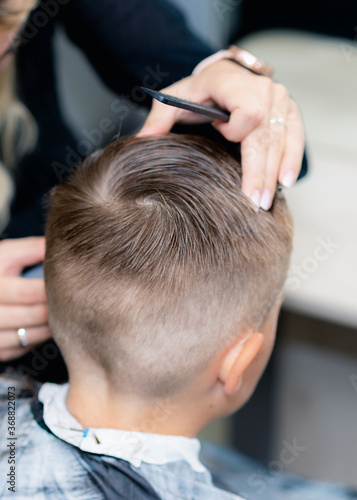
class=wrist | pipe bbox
[193,46,274,78]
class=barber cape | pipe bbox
[1,368,356,500]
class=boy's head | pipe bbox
[44,134,293,426]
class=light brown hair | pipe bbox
[44,134,293,399]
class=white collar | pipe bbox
[38,383,207,473]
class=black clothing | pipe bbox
[5,0,213,238]
[231,0,356,41]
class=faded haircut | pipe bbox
[44,134,293,399]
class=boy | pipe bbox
[0,135,353,499]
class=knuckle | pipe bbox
[223,127,239,142]
[212,74,231,92]
[245,105,264,126]
[270,125,286,143]
[259,76,273,96]
[1,307,16,327]
[248,126,271,150]
[274,82,289,100]
[19,286,38,304]
[270,133,284,148]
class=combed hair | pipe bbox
[44,135,293,399]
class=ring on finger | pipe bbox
[17,328,29,347]
[270,117,286,127]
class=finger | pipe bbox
[0,325,51,350]
[0,304,48,330]
[137,97,180,137]
[209,73,273,142]
[212,77,273,207]
[278,101,305,187]
[0,277,46,305]
[0,345,35,362]
[240,120,273,210]
[260,85,290,210]
[0,237,45,276]
[212,96,264,143]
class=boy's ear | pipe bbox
[218,332,264,396]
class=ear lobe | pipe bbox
[219,332,264,396]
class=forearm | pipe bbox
[58,0,214,96]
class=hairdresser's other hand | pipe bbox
[138,59,305,210]
[0,237,50,362]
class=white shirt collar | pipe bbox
[38,382,207,473]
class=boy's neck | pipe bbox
[65,373,215,438]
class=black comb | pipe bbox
[142,87,230,123]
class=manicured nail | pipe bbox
[260,188,273,211]
[281,170,296,188]
[249,189,261,212]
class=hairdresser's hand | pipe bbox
[138,59,305,210]
[0,237,50,362]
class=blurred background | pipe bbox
[54,0,357,488]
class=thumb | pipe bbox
[0,237,46,276]
[137,99,178,137]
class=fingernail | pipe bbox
[260,188,273,211]
[249,189,261,212]
[281,170,296,188]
